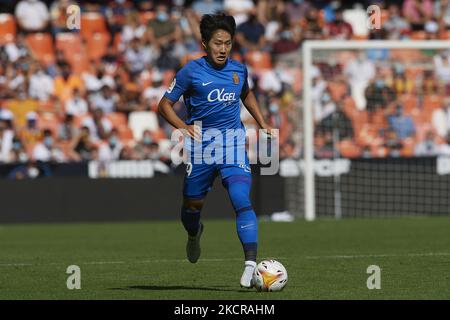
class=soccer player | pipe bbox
[158,13,276,288]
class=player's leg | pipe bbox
[221,164,258,288]
[182,197,205,263]
[181,162,216,263]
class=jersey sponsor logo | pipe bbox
[207,88,237,102]
[202,81,213,86]
[167,78,176,94]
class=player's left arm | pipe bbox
[241,89,278,139]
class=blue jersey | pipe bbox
[164,56,249,133]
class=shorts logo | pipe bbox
[239,164,251,173]
[167,78,176,94]
[233,72,239,85]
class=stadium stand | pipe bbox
[1,0,450,168]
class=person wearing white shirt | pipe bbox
[29,65,54,101]
[15,0,50,33]
[65,88,88,116]
[81,108,113,141]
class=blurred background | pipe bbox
[1,0,450,222]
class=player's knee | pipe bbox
[183,198,205,211]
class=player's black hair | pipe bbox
[200,13,236,43]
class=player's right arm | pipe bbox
[157,65,201,141]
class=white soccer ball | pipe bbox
[252,259,288,292]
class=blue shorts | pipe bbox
[183,153,251,199]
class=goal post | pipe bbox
[301,40,450,221]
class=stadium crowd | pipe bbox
[1,0,450,174]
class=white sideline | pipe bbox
[305,252,450,260]
[0,253,448,268]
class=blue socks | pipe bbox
[181,207,201,237]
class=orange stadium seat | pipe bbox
[86,32,111,61]
[244,50,272,71]
[0,13,16,44]
[80,13,107,40]
[37,113,61,137]
[439,30,450,40]
[118,125,134,141]
[25,33,55,65]
[106,112,127,128]
[411,31,427,40]
[67,53,90,75]
[56,32,83,56]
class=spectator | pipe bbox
[402,0,434,31]
[284,0,313,26]
[4,34,29,63]
[387,104,416,140]
[15,0,50,34]
[121,11,147,45]
[72,126,95,161]
[438,132,450,155]
[142,70,166,112]
[383,4,411,39]
[433,51,450,90]
[20,112,42,147]
[82,64,115,94]
[81,108,113,141]
[9,136,29,163]
[0,120,14,163]
[58,113,79,142]
[223,0,255,26]
[315,132,338,159]
[54,63,84,102]
[125,38,154,77]
[28,62,54,101]
[235,11,267,55]
[314,89,336,122]
[134,129,154,158]
[98,128,123,161]
[271,13,301,56]
[65,88,88,116]
[49,0,76,35]
[91,85,119,114]
[324,9,353,40]
[317,101,354,140]
[192,0,224,17]
[414,131,439,156]
[384,128,403,157]
[147,4,180,50]
[432,97,450,139]
[32,129,66,162]
[344,52,376,110]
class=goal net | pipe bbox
[287,40,450,220]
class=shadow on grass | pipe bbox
[109,285,253,293]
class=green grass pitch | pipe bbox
[0,216,449,299]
